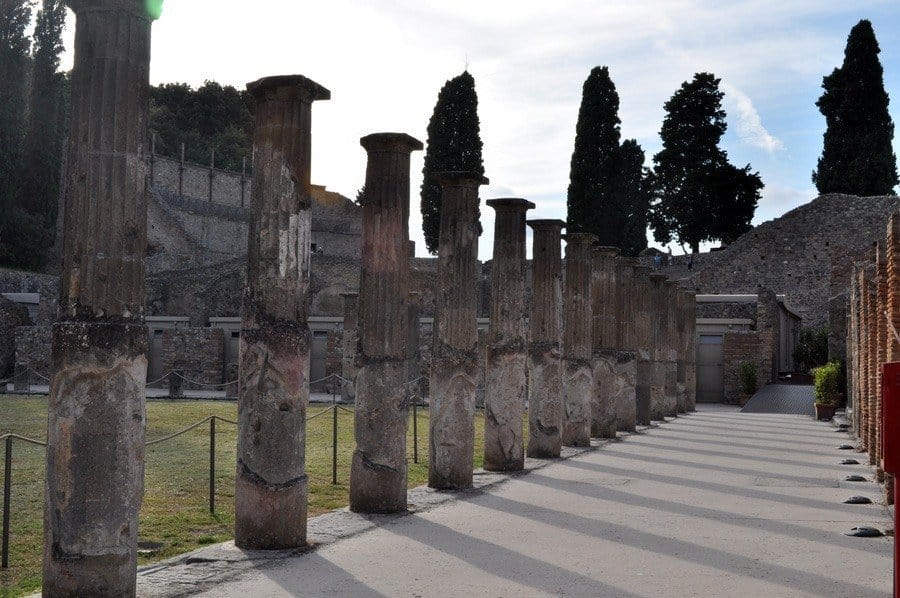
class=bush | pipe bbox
[793,327,829,373]
[740,361,758,395]
[813,361,842,405]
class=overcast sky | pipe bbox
[57,0,900,259]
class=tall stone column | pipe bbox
[867,266,878,465]
[590,246,620,438]
[613,258,639,432]
[858,267,871,451]
[683,290,698,412]
[429,172,488,489]
[341,292,359,402]
[664,280,680,416]
[44,2,156,594]
[633,265,654,425]
[527,220,566,457]
[483,198,534,471]
[648,273,669,420]
[562,233,596,446]
[876,244,888,478]
[350,133,423,513]
[236,75,330,549]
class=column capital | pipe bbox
[360,132,423,153]
[486,197,535,212]
[67,0,161,19]
[247,74,331,103]
[432,171,489,186]
[563,233,597,246]
[527,219,565,232]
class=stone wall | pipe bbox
[14,325,52,383]
[159,327,225,389]
[722,329,774,404]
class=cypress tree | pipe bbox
[813,19,898,195]
[648,73,763,252]
[0,0,33,268]
[566,66,622,241]
[420,71,484,254]
[618,139,650,257]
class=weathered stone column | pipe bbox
[429,172,488,489]
[350,133,423,512]
[664,280,680,416]
[876,243,888,479]
[590,246,620,438]
[562,233,596,446]
[44,2,155,594]
[613,258,639,432]
[527,220,566,457]
[683,290,698,412]
[633,265,654,425]
[648,273,669,420]
[340,292,359,402]
[858,267,871,451]
[867,265,878,465]
[236,75,330,549]
[483,198,534,470]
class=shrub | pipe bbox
[740,361,758,396]
[793,327,829,373]
[813,361,842,405]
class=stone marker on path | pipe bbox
[429,172,489,489]
[236,74,330,549]
[527,220,566,458]
[483,198,534,471]
[562,233,596,447]
[590,246,620,439]
[44,1,157,594]
[350,133,423,513]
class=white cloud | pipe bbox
[722,83,785,153]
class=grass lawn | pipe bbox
[0,395,498,598]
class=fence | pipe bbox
[0,373,432,572]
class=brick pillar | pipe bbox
[350,133,422,513]
[483,198,533,471]
[867,265,878,465]
[590,246,620,438]
[429,172,488,489]
[876,243,888,480]
[527,220,566,457]
[236,75,330,549]
[613,258,638,432]
[562,233,596,446]
[649,273,669,420]
[885,214,900,503]
[847,269,857,434]
[859,267,871,450]
[340,292,359,401]
[44,2,156,594]
[633,265,654,424]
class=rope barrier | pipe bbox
[0,433,47,447]
[145,416,214,446]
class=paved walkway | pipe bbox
[140,406,892,597]
[741,384,816,416]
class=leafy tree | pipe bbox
[813,19,898,195]
[0,0,33,268]
[618,139,650,256]
[149,81,254,172]
[648,72,763,252]
[420,71,484,254]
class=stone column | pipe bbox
[236,75,330,549]
[483,198,534,471]
[44,2,155,594]
[562,233,596,446]
[590,246,620,438]
[683,290,698,412]
[867,265,878,465]
[858,267,871,451]
[633,265,654,425]
[350,133,423,513]
[340,292,359,402]
[613,258,639,432]
[527,220,566,457]
[876,243,888,479]
[429,172,488,489]
[648,273,669,420]
[664,280,680,416]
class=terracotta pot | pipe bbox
[815,402,837,421]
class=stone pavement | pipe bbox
[137,405,892,597]
[741,384,816,416]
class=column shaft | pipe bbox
[562,233,595,447]
[633,266,653,425]
[613,258,638,432]
[649,273,669,420]
[590,246,619,438]
[664,280,680,416]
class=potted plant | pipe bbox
[739,362,758,406]
[813,361,841,420]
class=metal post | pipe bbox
[2,436,11,569]
[413,400,418,464]
[209,417,216,514]
[332,387,338,486]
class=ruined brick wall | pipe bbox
[722,330,773,404]
[159,328,225,389]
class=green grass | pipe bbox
[0,396,493,597]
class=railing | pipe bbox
[0,372,430,571]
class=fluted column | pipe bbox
[665,280,680,416]
[649,273,669,420]
[44,2,156,594]
[683,290,697,412]
[341,292,359,401]
[613,258,639,432]
[483,198,533,471]
[429,172,488,489]
[633,265,654,425]
[236,75,330,549]
[590,246,620,438]
[349,133,423,512]
[527,220,565,458]
[562,233,596,447]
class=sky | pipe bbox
[55,0,900,259]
